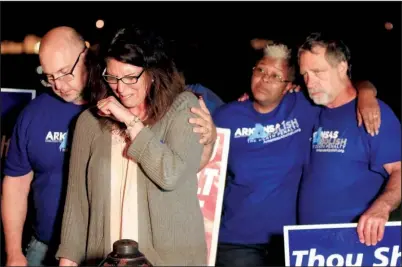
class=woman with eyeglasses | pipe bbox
[56,25,208,266]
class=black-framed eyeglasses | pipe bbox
[40,47,87,88]
[252,66,291,83]
[102,68,145,85]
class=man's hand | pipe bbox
[190,98,217,145]
[357,201,390,246]
[6,252,27,266]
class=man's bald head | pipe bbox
[40,26,84,56]
[39,26,88,105]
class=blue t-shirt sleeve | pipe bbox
[369,102,401,176]
[186,83,225,114]
[4,109,33,177]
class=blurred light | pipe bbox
[23,34,41,54]
[385,22,393,31]
[34,42,40,54]
[250,38,274,50]
[85,41,90,48]
[36,66,43,74]
[1,41,24,54]
[96,20,104,29]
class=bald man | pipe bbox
[1,26,217,266]
[1,26,89,266]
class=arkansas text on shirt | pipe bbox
[213,92,319,244]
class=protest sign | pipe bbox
[1,88,36,160]
[197,128,230,266]
[284,221,401,266]
[0,87,36,266]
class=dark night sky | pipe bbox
[1,1,401,115]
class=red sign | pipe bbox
[197,128,231,266]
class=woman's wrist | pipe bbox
[124,114,141,128]
[124,115,144,140]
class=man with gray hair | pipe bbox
[298,32,401,247]
[213,41,380,266]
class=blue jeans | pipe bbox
[25,236,57,266]
[216,242,285,266]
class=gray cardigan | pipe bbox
[56,92,207,266]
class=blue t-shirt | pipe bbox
[4,93,86,244]
[213,92,320,244]
[186,83,225,114]
[299,98,401,224]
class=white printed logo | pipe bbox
[45,131,69,152]
[234,118,301,144]
[312,127,347,153]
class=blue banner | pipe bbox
[284,222,401,266]
[1,88,36,160]
[1,88,36,266]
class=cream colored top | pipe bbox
[110,131,139,251]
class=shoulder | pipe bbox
[170,91,200,112]
[186,83,208,94]
[13,93,54,127]
[294,92,321,114]
[76,108,101,127]
[186,83,219,99]
[378,99,400,125]
[18,93,52,115]
[74,108,104,140]
[378,99,399,118]
[213,100,251,127]
[186,83,225,113]
[213,100,249,117]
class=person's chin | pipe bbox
[312,97,328,106]
[254,92,279,104]
[252,90,265,100]
[60,95,75,103]
[60,94,79,104]
[121,99,138,109]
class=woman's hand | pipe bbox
[97,96,135,125]
[357,92,381,136]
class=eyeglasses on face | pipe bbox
[253,66,291,83]
[40,47,87,88]
[102,68,145,85]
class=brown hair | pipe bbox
[89,25,185,129]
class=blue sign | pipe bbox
[284,222,401,266]
[1,88,36,159]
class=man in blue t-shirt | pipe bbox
[213,42,380,266]
[2,26,89,267]
[298,33,401,247]
[1,26,218,267]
